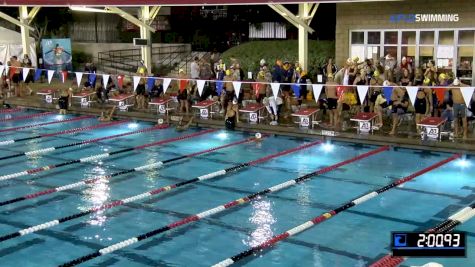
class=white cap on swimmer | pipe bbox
[255,133,262,139]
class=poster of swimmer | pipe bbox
[41,38,72,72]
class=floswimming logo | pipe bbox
[390,14,459,23]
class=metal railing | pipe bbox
[97,44,192,75]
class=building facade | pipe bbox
[335,0,475,85]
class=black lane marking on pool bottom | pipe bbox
[211,154,461,267]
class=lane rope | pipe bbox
[0,117,122,146]
[0,108,23,114]
[212,153,460,267]
[58,145,387,267]
[0,111,54,122]
[0,134,311,206]
[0,129,216,182]
[369,202,475,267]
[0,124,166,162]
[0,115,94,134]
[0,135,266,241]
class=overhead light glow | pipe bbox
[321,142,334,153]
[217,132,228,140]
[55,115,65,120]
[70,6,111,13]
[455,158,471,168]
[128,123,139,129]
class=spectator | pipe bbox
[272,59,284,83]
[399,68,412,86]
[191,57,200,80]
[388,81,409,135]
[255,71,267,103]
[450,79,469,139]
[414,87,430,134]
[149,79,163,101]
[177,69,190,114]
[297,71,310,107]
[10,56,21,97]
[413,67,424,86]
[322,57,338,82]
[383,54,396,82]
[215,59,226,80]
[263,88,281,125]
[368,70,383,112]
[374,90,388,128]
[105,79,116,100]
[424,60,437,85]
[58,89,69,115]
[225,98,240,130]
[220,69,234,113]
[325,74,339,128]
[22,54,33,95]
[95,83,105,104]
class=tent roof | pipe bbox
[0,27,35,44]
[1,0,398,6]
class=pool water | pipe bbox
[0,110,473,267]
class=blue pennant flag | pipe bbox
[216,80,224,96]
[88,73,96,86]
[292,84,301,98]
[147,77,155,92]
[34,69,42,81]
[383,86,393,104]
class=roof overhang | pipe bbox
[1,0,402,7]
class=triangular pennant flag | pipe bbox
[356,85,369,106]
[232,81,242,99]
[383,86,393,104]
[133,76,141,92]
[197,80,206,97]
[75,72,83,87]
[292,84,301,98]
[102,74,110,87]
[5,65,9,77]
[147,77,155,92]
[61,70,68,83]
[216,80,224,96]
[34,69,42,81]
[162,78,171,94]
[461,87,475,107]
[0,65,4,76]
[406,86,419,106]
[88,73,96,86]
[117,75,124,88]
[47,70,54,84]
[312,84,324,103]
[22,68,30,81]
[270,83,280,100]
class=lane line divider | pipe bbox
[0,117,122,146]
[0,124,166,162]
[0,129,216,182]
[0,115,94,134]
[58,145,387,267]
[369,203,475,267]
[0,135,267,241]
[0,111,54,123]
[212,153,461,267]
[0,135,312,206]
[0,133,262,206]
[0,108,23,114]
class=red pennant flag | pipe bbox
[62,70,68,83]
[117,75,124,88]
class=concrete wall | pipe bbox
[335,0,475,66]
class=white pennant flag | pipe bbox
[197,80,206,96]
[356,85,369,106]
[22,68,30,81]
[47,70,54,84]
[232,81,242,99]
[0,65,4,76]
[162,78,171,94]
[270,83,280,100]
[75,72,83,87]
[406,86,419,106]
[5,65,9,76]
[312,84,324,103]
[102,74,110,87]
[461,87,475,107]
[133,76,141,92]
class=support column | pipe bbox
[298,3,310,72]
[140,6,152,73]
[19,6,30,57]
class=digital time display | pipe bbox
[392,232,466,257]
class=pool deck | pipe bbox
[5,96,475,154]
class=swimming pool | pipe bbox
[0,109,473,267]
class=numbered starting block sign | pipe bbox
[45,95,53,104]
[358,121,371,133]
[249,112,258,123]
[118,101,128,111]
[425,126,439,139]
[300,116,310,127]
[158,104,166,114]
[80,97,89,107]
[200,108,209,119]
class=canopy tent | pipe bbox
[0,27,37,67]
